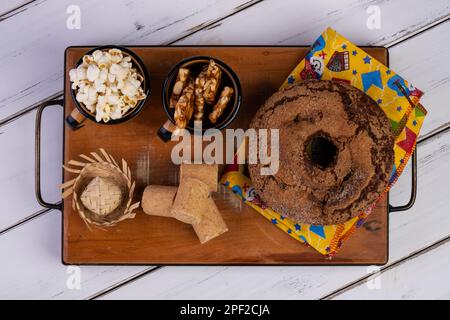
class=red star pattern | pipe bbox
[397,127,417,152]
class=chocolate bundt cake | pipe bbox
[248,80,394,225]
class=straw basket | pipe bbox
[61,148,139,227]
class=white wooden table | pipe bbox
[0,0,449,300]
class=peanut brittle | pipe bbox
[203,60,222,105]
[174,78,195,129]
[194,68,207,121]
[209,86,234,123]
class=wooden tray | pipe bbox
[60,46,389,265]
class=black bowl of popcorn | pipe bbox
[67,45,150,129]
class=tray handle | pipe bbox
[65,108,85,130]
[389,149,417,212]
[35,99,64,210]
[157,119,177,142]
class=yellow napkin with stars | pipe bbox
[221,28,427,257]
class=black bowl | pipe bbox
[161,56,242,133]
[68,45,150,127]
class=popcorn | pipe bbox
[98,68,108,83]
[110,105,122,120]
[85,103,95,113]
[82,55,94,65]
[87,64,100,82]
[110,63,129,80]
[69,48,146,123]
[121,79,138,97]
[87,86,98,104]
[109,49,123,63]
[75,91,87,103]
[107,73,116,84]
[94,80,106,94]
[92,50,103,62]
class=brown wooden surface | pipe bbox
[63,46,389,265]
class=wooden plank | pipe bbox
[332,239,450,299]
[389,20,450,140]
[0,210,152,299]
[0,0,32,17]
[98,130,450,299]
[177,0,450,47]
[0,0,257,119]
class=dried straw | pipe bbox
[61,148,139,227]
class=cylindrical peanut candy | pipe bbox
[141,185,177,217]
[179,163,218,192]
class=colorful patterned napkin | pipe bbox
[220,28,428,257]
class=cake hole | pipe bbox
[306,135,337,168]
